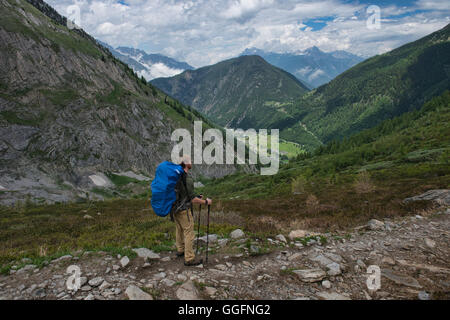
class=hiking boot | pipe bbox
[176,251,184,258]
[184,258,203,267]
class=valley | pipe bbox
[0,0,449,302]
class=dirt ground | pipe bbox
[1,205,449,300]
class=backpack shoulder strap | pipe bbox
[180,171,188,193]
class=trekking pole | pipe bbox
[196,194,203,255]
[205,204,211,265]
[196,203,201,255]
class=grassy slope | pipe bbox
[1,0,102,58]
[0,199,240,270]
[0,0,214,134]
[196,91,450,230]
[283,24,450,147]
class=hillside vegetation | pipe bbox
[197,91,450,230]
[281,24,450,146]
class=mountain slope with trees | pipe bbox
[281,23,450,146]
[198,90,449,230]
[152,55,310,130]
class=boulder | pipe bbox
[215,264,227,271]
[160,279,175,287]
[17,264,37,274]
[204,287,218,296]
[310,254,333,267]
[99,281,110,291]
[194,182,205,188]
[316,292,351,300]
[51,255,72,263]
[153,272,166,280]
[322,280,332,289]
[381,256,396,266]
[367,219,384,230]
[84,294,94,300]
[418,291,430,300]
[218,239,229,247]
[79,277,88,287]
[132,248,160,260]
[403,189,450,206]
[88,277,104,287]
[326,262,341,276]
[288,253,302,261]
[176,281,200,300]
[288,230,319,240]
[196,234,218,243]
[125,285,153,300]
[381,269,422,289]
[230,229,245,239]
[293,268,326,283]
[323,252,343,263]
[288,230,307,240]
[120,256,130,268]
[424,238,436,249]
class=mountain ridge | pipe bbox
[278,23,450,148]
[97,41,193,80]
[240,46,364,88]
[152,55,310,131]
[0,0,243,205]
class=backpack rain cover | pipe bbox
[151,161,184,217]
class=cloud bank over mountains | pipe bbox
[47,0,450,68]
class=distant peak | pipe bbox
[116,46,146,55]
[304,46,323,54]
[241,47,266,56]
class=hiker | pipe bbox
[173,155,212,266]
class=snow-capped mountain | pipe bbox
[241,47,364,88]
[98,41,193,81]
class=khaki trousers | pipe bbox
[174,209,195,263]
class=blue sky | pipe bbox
[47,0,450,68]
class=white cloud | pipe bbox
[137,63,184,80]
[221,0,274,20]
[308,69,325,81]
[46,0,450,67]
[417,0,450,11]
[295,66,312,77]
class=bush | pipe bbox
[354,171,375,194]
[291,176,307,194]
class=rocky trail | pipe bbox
[1,197,449,300]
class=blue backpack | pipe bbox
[151,161,185,217]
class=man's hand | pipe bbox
[192,196,211,205]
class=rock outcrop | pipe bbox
[0,0,249,205]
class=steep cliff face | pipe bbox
[0,0,244,205]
